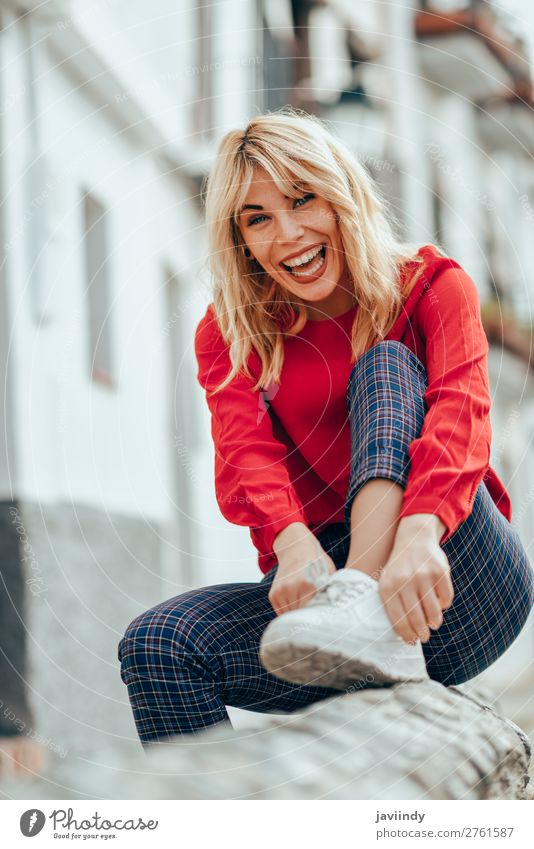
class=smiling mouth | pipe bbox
[281,244,326,277]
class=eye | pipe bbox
[247,193,315,226]
[295,193,315,207]
[248,213,268,226]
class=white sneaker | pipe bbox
[259,566,429,689]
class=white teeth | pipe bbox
[284,244,323,268]
[291,249,325,277]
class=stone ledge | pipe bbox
[2,680,531,800]
[140,681,531,800]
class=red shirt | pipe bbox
[195,244,512,574]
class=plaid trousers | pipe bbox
[119,341,534,743]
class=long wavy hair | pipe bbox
[203,106,436,394]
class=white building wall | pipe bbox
[425,93,492,298]
[382,0,434,244]
[6,54,178,519]
[102,0,199,120]
[211,0,260,132]
[1,1,263,590]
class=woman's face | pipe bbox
[237,167,354,319]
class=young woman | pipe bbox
[119,108,534,744]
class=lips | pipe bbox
[281,244,326,273]
[280,242,324,265]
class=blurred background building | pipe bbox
[1,0,534,768]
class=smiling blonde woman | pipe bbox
[119,107,534,743]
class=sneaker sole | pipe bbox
[260,640,428,690]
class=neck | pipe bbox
[304,292,357,322]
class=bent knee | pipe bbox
[348,340,426,385]
[118,603,199,681]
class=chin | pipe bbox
[300,285,338,301]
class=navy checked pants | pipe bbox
[118,341,534,744]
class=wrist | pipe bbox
[273,521,316,560]
[395,513,446,543]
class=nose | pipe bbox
[273,210,306,246]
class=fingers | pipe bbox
[294,582,317,610]
[381,590,417,644]
[268,588,288,616]
[268,578,316,616]
[401,587,431,643]
[434,566,455,611]
[380,572,450,644]
[418,578,444,631]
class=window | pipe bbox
[82,190,115,387]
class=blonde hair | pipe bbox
[203,106,433,394]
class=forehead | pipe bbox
[243,168,281,199]
[238,166,305,214]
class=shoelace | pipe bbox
[312,576,374,609]
[304,543,375,609]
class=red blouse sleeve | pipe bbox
[398,265,492,543]
[194,305,309,557]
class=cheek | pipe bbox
[316,208,338,239]
[249,235,271,258]
[326,219,343,254]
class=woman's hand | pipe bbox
[269,522,336,616]
[378,515,454,644]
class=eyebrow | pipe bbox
[239,194,294,216]
[240,204,264,214]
